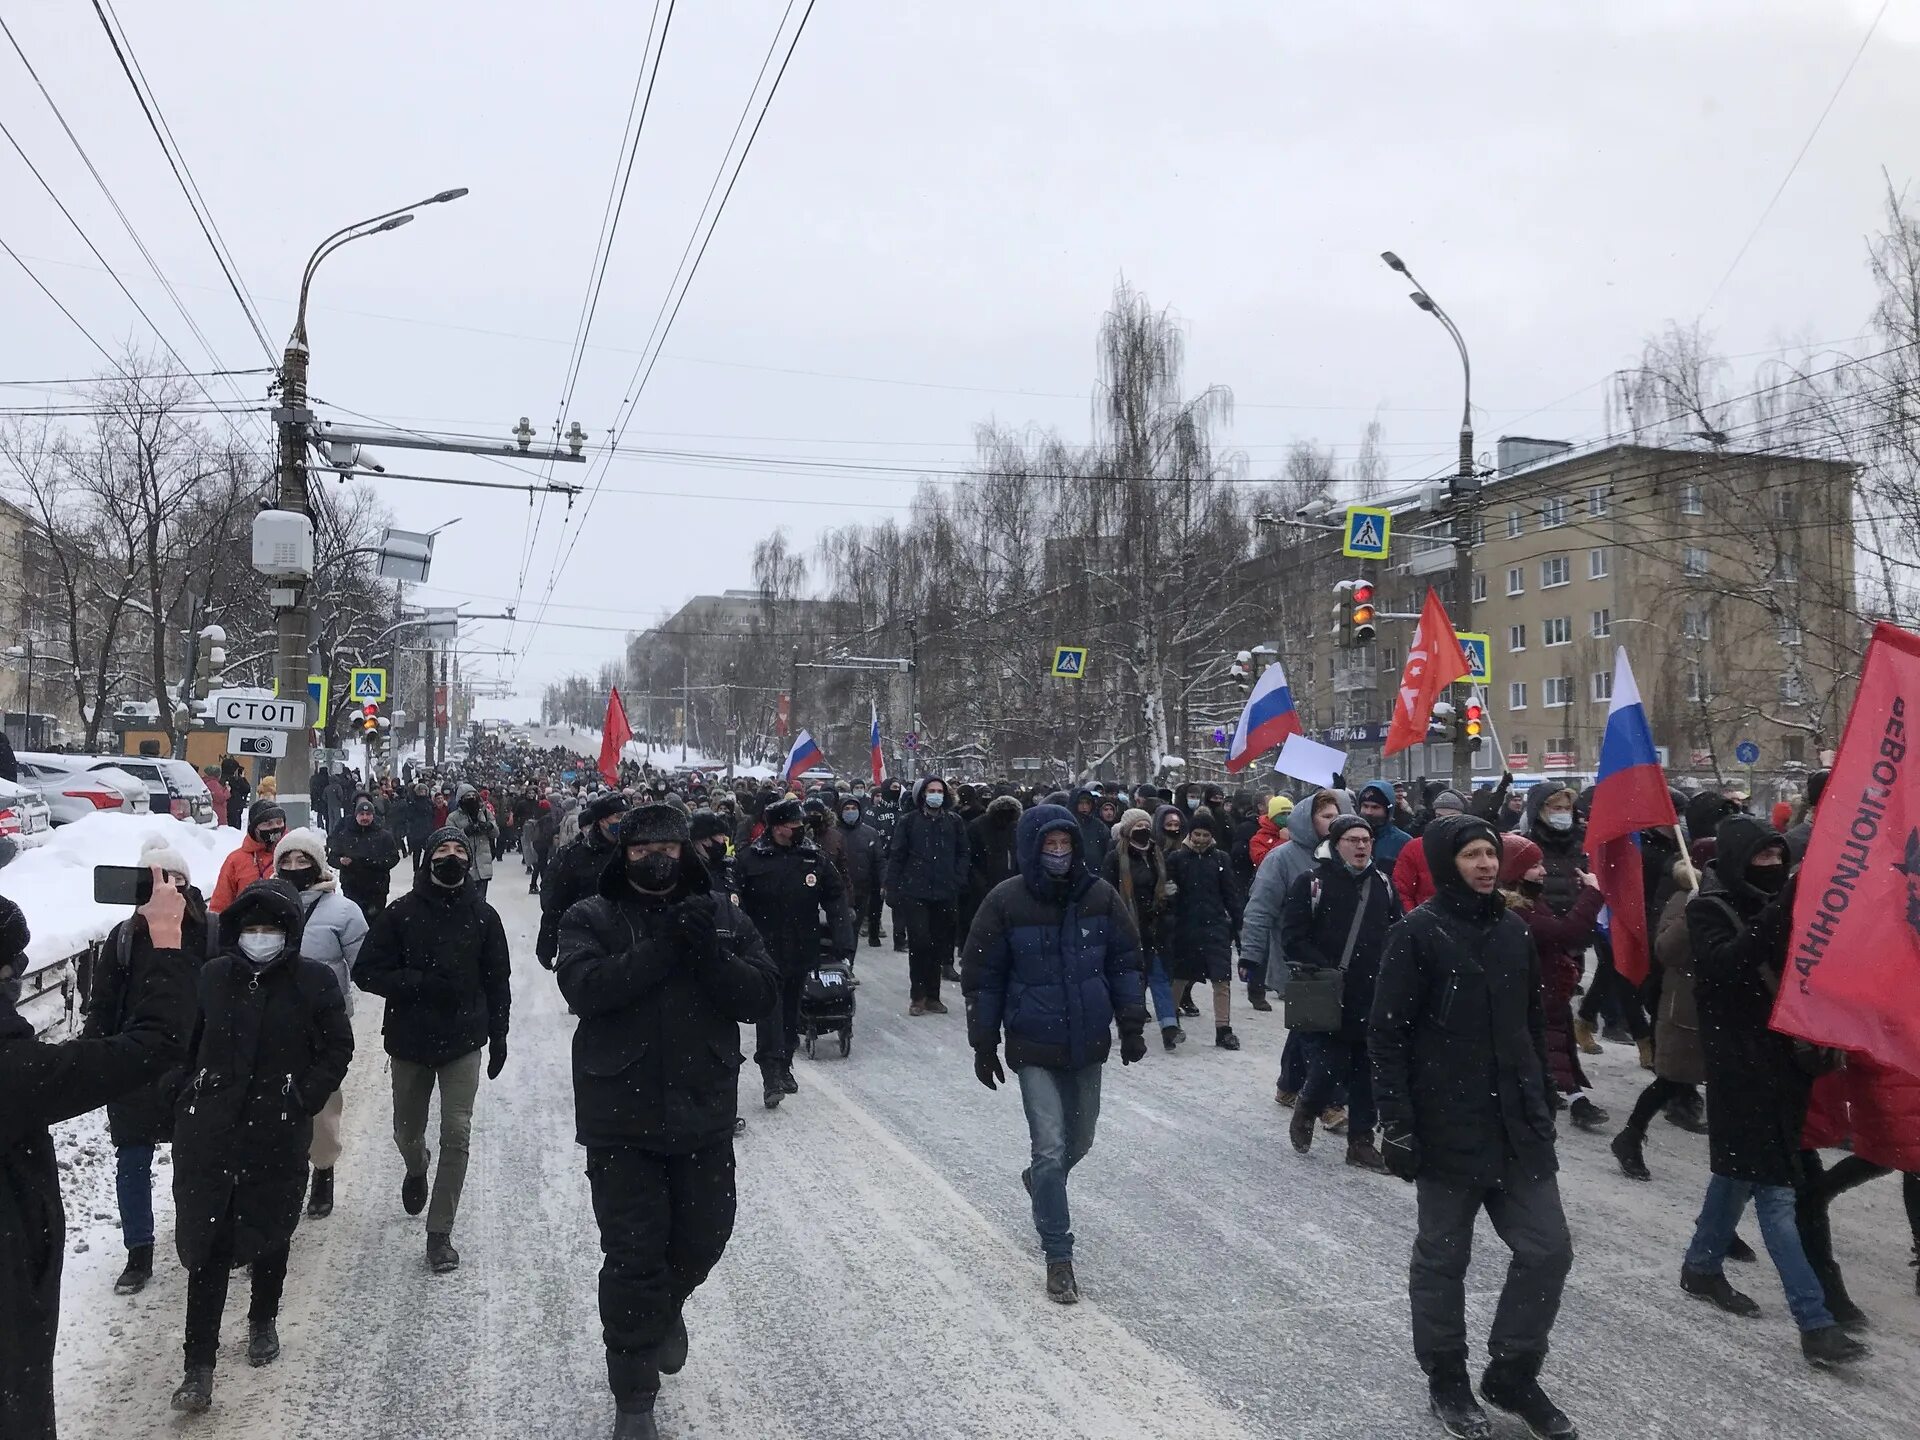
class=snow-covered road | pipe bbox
[52,874,1920,1438]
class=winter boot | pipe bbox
[923,997,949,1015]
[401,1153,430,1217]
[1425,1352,1492,1439]
[656,1312,690,1375]
[307,1167,335,1219]
[1275,1087,1297,1108]
[1726,1233,1758,1263]
[762,1067,785,1110]
[114,1243,154,1296]
[1636,1037,1656,1071]
[1572,1018,1603,1056]
[1664,1091,1708,1133]
[1289,1105,1316,1154]
[1345,1135,1387,1172]
[1911,1244,1919,1297]
[1479,1352,1577,1439]
[1045,1260,1079,1304]
[1177,987,1200,1018]
[1321,1106,1349,1136]
[1680,1266,1760,1317]
[171,1364,215,1413]
[1568,1097,1609,1132]
[608,1350,662,1439]
[781,1065,799,1095]
[1600,1021,1633,1045]
[941,961,961,984]
[1801,1324,1869,1368]
[247,1318,281,1367]
[1609,1129,1651,1181]
[1161,1026,1180,1052]
[1214,1025,1240,1050]
[1248,987,1273,1012]
[613,1407,660,1440]
[1813,1261,1870,1333]
[1020,1166,1032,1195]
[426,1231,461,1274]
[908,1000,926,1017]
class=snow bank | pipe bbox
[0,813,241,975]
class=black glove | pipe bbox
[536,951,557,972]
[1119,1030,1147,1065]
[973,1047,1006,1091]
[1381,1123,1420,1183]
[487,1037,508,1080]
[670,897,721,964]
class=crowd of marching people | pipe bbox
[2,730,1915,1440]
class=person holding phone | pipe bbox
[82,838,209,1297]
[3,853,194,1440]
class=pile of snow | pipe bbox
[0,813,241,975]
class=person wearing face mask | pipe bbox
[1676,815,1866,1369]
[1069,788,1110,869]
[326,791,402,919]
[736,798,854,1107]
[1280,815,1402,1168]
[402,780,437,874]
[688,810,738,895]
[526,796,560,894]
[1103,806,1182,1050]
[1498,833,1610,1135]
[82,838,209,1298]
[168,879,354,1413]
[1165,807,1245,1050]
[557,804,778,1439]
[962,805,1147,1305]
[352,825,512,1276]
[1369,815,1576,1440]
[273,830,369,1221]
[451,784,499,902]
[884,777,970,1013]
[837,796,885,948]
[539,791,630,971]
[209,799,287,915]
[1152,802,1187,859]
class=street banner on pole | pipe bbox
[1383,588,1471,757]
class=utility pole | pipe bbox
[681,653,690,764]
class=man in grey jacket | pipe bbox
[274,829,368,1220]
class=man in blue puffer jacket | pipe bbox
[961,804,1148,1306]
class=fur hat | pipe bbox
[621,803,690,846]
[763,797,803,828]
[138,834,192,882]
[580,791,629,828]
[688,810,731,845]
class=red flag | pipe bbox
[775,693,790,740]
[1383,587,1472,757]
[598,687,632,785]
[1772,622,1920,1078]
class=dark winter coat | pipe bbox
[327,814,402,915]
[1070,788,1111,869]
[736,835,854,974]
[1689,817,1807,1186]
[537,825,618,964]
[1229,814,1261,892]
[1358,781,1415,866]
[1524,784,1588,915]
[961,805,1146,1070]
[1511,882,1605,1097]
[1,910,190,1440]
[172,882,354,1271]
[838,814,885,909]
[401,790,437,849]
[1102,839,1170,957]
[964,797,1023,940]
[1164,839,1243,982]
[884,779,970,903]
[1279,858,1402,1035]
[352,852,512,1067]
[81,896,211,1146]
[556,847,779,1153]
[1370,815,1558,1187]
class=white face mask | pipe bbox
[238,932,285,966]
[1544,811,1574,832]
[924,792,945,809]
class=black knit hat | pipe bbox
[247,798,287,836]
[763,797,803,828]
[620,803,688,846]
[1327,814,1372,848]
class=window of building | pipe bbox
[1777,613,1802,645]
[1686,665,1710,702]
[1590,608,1612,638]
[1680,483,1703,516]
[1683,546,1709,577]
[1591,670,1613,703]
[1784,736,1806,765]
[1508,681,1528,711]
[1465,518,1486,547]
[1383,646,1397,670]
[1541,496,1569,529]
[1507,566,1524,596]
[1543,675,1572,707]
[1588,547,1611,580]
[1681,606,1711,640]
[1773,552,1799,583]
[1508,736,1529,762]
[1507,509,1525,539]
[1543,617,1571,646]
[1588,485,1610,517]
[1779,671,1807,706]
[1507,624,1526,652]
[1541,555,1570,588]
[1472,572,1488,604]
[1772,490,1798,522]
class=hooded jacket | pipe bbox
[537,799,625,965]
[1238,790,1342,991]
[964,795,1024,940]
[326,794,403,914]
[1247,812,1289,871]
[884,777,969,904]
[171,880,354,1271]
[1102,809,1170,956]
[209,802,284,913]
[555,834,780,1151]
[1506,862,1605,1098]
[351,826,511,1067]
[274,829,369,1020]
[1358,780,1415,866]
[1164,825,1243,980]
[451,783,499,882]
[837,805,885,906]
[961,805,1146,1070]
[1369,815,1557,1187]
[1070,787,1111,868]
[1523,782,1588,915]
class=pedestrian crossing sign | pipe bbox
[1051,646,1089,680]
[349,667,388,702]
[1456,632,1491,683]
[1342,506,1392,560]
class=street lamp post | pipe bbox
[1382,249,1477,789]
[271,188,467,826]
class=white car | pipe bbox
[14,751,151,825]
[0,775,54,847]
[89,755,218,826]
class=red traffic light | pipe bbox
[1352,582,1374,605]
[1464,701,1484,737]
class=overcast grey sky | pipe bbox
[4,0,1915,715]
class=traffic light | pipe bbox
[360,701,379,737]
[1428,700,1457,742]
[1464,699,1485,752]
[1351,581,1377,646]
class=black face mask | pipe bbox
[1747,864,1788,895]
[627,853,679,892]
[431,855,468,886]
[279,865,321,891]
[1129,834,1152,851]
[699,840,728,869]
[1517,877,1546,899]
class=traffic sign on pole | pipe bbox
[1051,645,1089,679]
[350,667,388,702]
[307,674,329,725]
[228,727,289,758]
[1734,740,1760,766]
[1341,506,1392,560]
[1456,632,1492,683]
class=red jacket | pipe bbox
[1803,1054,1920,1171]
[209,832,276,912]
[1248,817,1288,870]
[1392,842,1435,914]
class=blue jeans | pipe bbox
[1684,1175,1834,1331]
[1145,953,1178,1031]
[116,1143,156,1249]
[1018,1063,1104,1263]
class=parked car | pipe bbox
[0,775,54,847]
[89,755,217,825]
[13,751,151,825]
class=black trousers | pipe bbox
[753,968,807,1069]
[1624,1075,1696,1135]
[1410,1163,1572,1369]
[904,899,957,1002]
[862,886,883,945]
[1578,938,1649,1039]
[184,1223,290,1368]
[586,1142,737,1403]
[891,900,912,950]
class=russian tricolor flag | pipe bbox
[784,729,825,784]
[869,704,884,786]
[1584,647,1679,985]
[1226,659,1303,773]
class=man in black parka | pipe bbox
[538,791,629,970]
[557,804,780,1440]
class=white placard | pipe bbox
[1273,733,1347,788]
